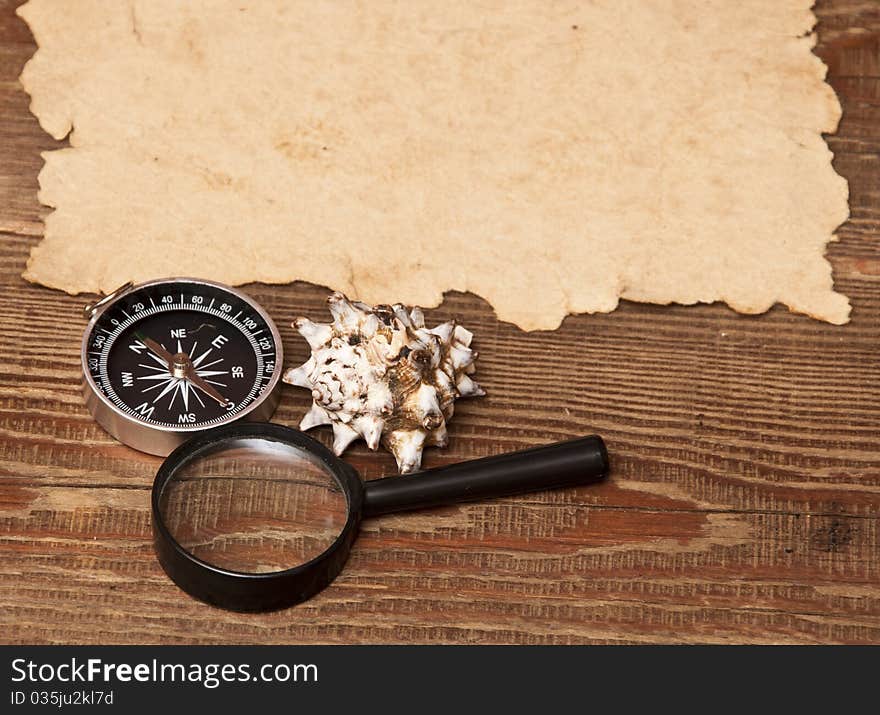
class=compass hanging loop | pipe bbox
[82,282,134,321]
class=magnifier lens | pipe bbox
[158,437,348,574]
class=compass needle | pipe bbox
[186,366,231,406]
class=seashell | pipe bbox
[283,292,485,473]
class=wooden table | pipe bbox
[1,0,878,645]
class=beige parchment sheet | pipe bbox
[18,0,849,330]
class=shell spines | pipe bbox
[284,293,484,473]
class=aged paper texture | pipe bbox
[18,0,849,330]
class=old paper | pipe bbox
[18,0,849,330]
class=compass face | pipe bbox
[83,279,281,435]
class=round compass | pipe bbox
[81,278,283,455]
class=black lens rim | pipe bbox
[151,422,364,612]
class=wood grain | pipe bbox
[1,0,878,644]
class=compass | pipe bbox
[81,277,283,455]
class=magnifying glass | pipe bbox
[152,423,609,611]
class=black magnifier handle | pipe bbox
[362,435,608,517]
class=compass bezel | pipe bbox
[81,277,284,456]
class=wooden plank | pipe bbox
[0,0,878,644]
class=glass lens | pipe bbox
[158,437,349,574]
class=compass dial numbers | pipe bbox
[85,282,278,429]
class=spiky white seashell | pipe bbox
[283,293,484,473]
